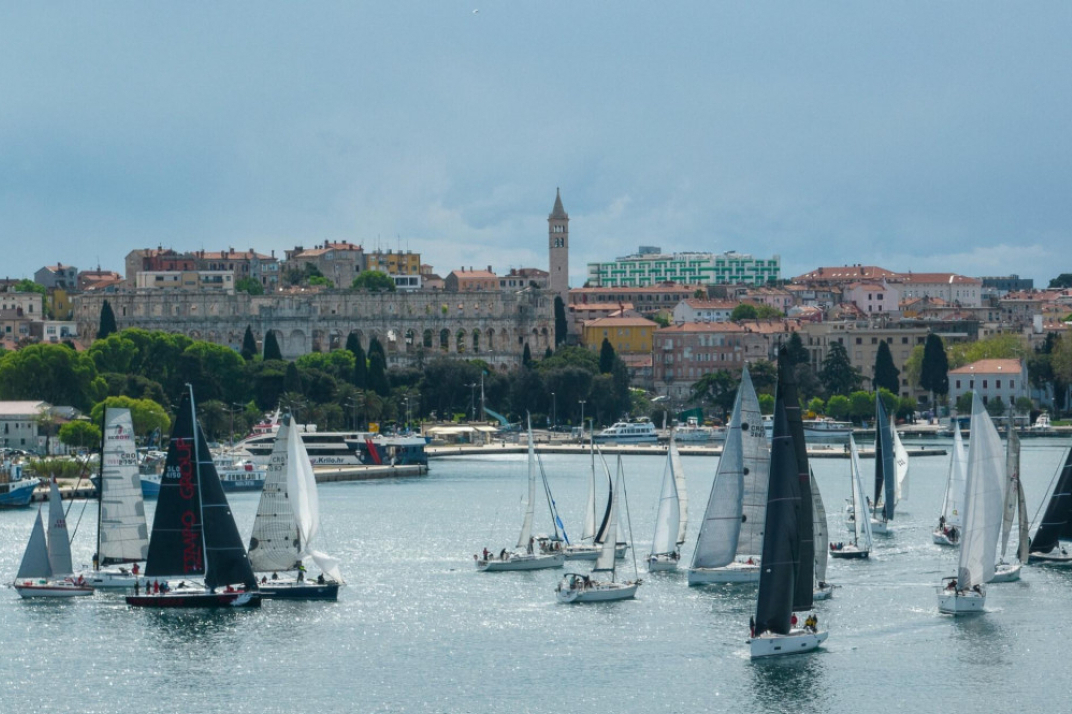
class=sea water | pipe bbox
[1,438,1070,714]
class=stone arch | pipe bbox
[289,329,307,355]
[423,329,434,349]
[312,329,326,353]
[386,329,399,353]
[455,329,467,354]
[540,327,550,348]
[484,328,495,352]
[404,329,416,351]
[189,330,202,340]
[439,328,451,352]
[471,329,481,353]
[328,329,344,350]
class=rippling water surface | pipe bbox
[2,438,1071,714]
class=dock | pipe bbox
[427,443,945,459]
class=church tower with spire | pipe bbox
[548,188,569,299]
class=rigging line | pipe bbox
[620,458,640,581]
[536,450,569,543]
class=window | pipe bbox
[996,380,1001,389]
[983,380,988,389]
[1010,380,1015,389]
[956,380,961,389]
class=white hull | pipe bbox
[477,553,565,572]
[990,562,1021,583]
[749,629,828,658]
[647,554,679,572]
[14,580,94,598]
[563,543,628,561]
[870,518,891,535]
[556,579,639,603]
[83,569,144,589]
[687,560,760,585]
[938,587,986,615]
[814,584,834,600]
[1028,549,1072,566]
[932,528,959,546]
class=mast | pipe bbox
[95,406,106,566]
[516,416,536,550]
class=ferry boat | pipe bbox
[239,429,429,468]
[672,417,723,443]
[0,460,38,508]
[593,419,658,444]
[802,418,853,439]
[211,452,267,491]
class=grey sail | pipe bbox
[46,479,75,578]
[593,455,621,576]
[17,509,52,580]
[812,473,828,585]
[737,368,770,558]
[98,408,150,566]
[874,399,896,522]
[691,384,744,569]
[248,416,302,573]
[1016,477,1030,563]
[1000,427,1021,558]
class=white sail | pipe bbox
[849,437,874,551]
[516,422,537,550]
[812,475,829,583]
[670,438,688,545]
[594,455,621,575]
[690,385,744,569]
[17,509,52,580]
[650,446,681,558]
[581,437,597,542]
[1000,427,1021,558]
[941,426,969,527]
[737,369,769,557]
[893,427,909,503]
[957,396,1005,590]
[249,420,302,573]
[46,479,74,578]
[286,419,342,582]
[98,408,150,565]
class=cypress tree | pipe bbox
[873,340,900,395]
[241,325,257,362]
[368,352,390,396]
[599,338,616,374]
[920,333,950,404]
[554,296,568,347]
[263,331,283,361]
[345,332,360,355]
[97,299,118,339]
[352,342,368,389]
[819,342,861,396]
[283,361,302,393]
[522,343,533,368]
[368,336,386,364]
[786,332,809,366]
[544,346,553,359]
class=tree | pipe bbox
[345,332,360,355]
[0,344,105,411]
[873,341,900,395]
[786,332,809,366]
[179,342,246,404]
[1050,273,1072,289]
[241,325,258,362]
[368,351,390,397]
[554,296,568,347]
[758,393,775,415]
[1015,396,1035,415]
[819,342,862,397]
[919,333,949,403]
[88,333,138,374]
[826,394,851,420]
[367,336,386,364]
[955,391,974,414]
[731,303,758,321]
[14,278,46,295]
[98,299,118,340]
[948,334,1028,370]
[308,276,333,287]
[284,361,302,393]
[351,270,396,292]
[235,277,264,295]
[599,338,616,374]
[755,304,784,319]
[807,397,825,416]
[90,396,171,437]
[849,391,875,423]
[689,370,738,420]
[748,360,778,395]
[522,343,533,368]
[58,421,102,451]
[544,346,553,359]
[263,331,283,361]
[352,342,368,389]
[986,396,1006,418]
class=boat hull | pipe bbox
[258,582,340,600]
[749,629,828,658]
[871,519,891,535]
[0,480,38,508]
[829,545,869,559]
[687,561,760,585]
[990,562,1021,583]
[556,581,639,603]
[477,553,565,571]
[1028,550,1072,566]
[219,477,266,492]
[563,543,627,561]
[647,554,679,572]
[932,528,959,546]
[14,581,94,598]
[84,570,144,589]
[126,591,261,608]
[814,584,834,600]
[938,588,986,615]
[140,475,161,499]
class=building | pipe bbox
[842,281,902,316]
[135,270,235,293]
[78,268,123,292]
[582,316,658,356]
[499,268,549,291]
[794,265,899,285]
[653,322,752,401]
[0,291,43,319]
[127,247,279,290]
[548,189,569,299]
[30,320,79,343]
[0,401,49,453]
[445,268,498,292]
[569,284,699,318]
[897,273,982,307]
[949,359,1029,411]
[671,299,739,324]
[981,274,1034,294]
[34,264,78,291]
[285,241,365,288]
[366,249,421,277]
[587,249,780,288]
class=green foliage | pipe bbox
[826,394,851,420]
[1050,273,1072,289]
[897,397,917,421]
[90,396,171,436]
[180,341,246,404]
[748,360,778,395]
[351,341,368,389]
[786,333,809,366]
[599,338,616,374]
[730,303,758,321]
[650,312,671,328]
[758,393,775,415]
[88,333,138,374]
[538,346,600,374]
[241,325,258,361]
[1014,396,1034,414]
[98,299,118,340]
[955,391,974,414]
[948,334,1028,370]
[14,279,46,295]
[236,278,264,296]
[0,344,105,411]
[986,396,1006,417]
[848,391,874,421]
[284,362,302,393]
[367,351,390,397]
[351,270,396,292]
[689,370,738,419]
[873,341,900,395]
[296,350,355,383]
[522,343,533,368]
[877,388,899,417]
[755,305,784,319]
[101,373,167,405]
[26,458,89,480]
[308,276,333,287]
[807,397,825,416]
[819,342,862,397]
[263,331,283,361]
[920,333,949,398]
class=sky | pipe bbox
[2,3,1070,287]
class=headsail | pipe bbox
[670,438,688,545]
[956,395,1005,590]
[1029,445,1072,555]
[249,416,303,573]
[285,417,342,581]
[738,368,769,558]
[16,509,52,581]
[894,427,909,503]
[941,426,969,528]
[849,436,874,551]
[98,408,150,566]
[812,473,828,584]
[691,383,745,570]
[874,399,896,522]
[1000,427,1021,558]
[47,479,75,578]
[650,444,681,558]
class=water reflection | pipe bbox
[749,649,827,714]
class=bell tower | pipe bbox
[548,188,569,299]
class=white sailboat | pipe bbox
[812,476,833,599]
[648,436,684,571]
[687,366,768,585]
[991,427,1028,583]
[82,408,151,589]
[938,395,1005,615]
[831,436,873,559]
[556,455,640,602]
[933,425,968,546]
[13,479,93,598]
[248,415,344,599]
[564,434,627,561]
[477,419,566,572]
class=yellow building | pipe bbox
[367,250,421,276]
[582,316,658,355]
[47,288,74,320]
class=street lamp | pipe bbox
[551,392,556,429]
[578,399,586,437]
[466,382,477,422]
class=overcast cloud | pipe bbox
[2,3,1069,285]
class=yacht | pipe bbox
[593,419,658,444]
[0,460,38,508]
[802,418,853,439]
[673,417,724,443]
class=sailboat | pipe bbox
[1026,438,1072,566]
[933,424,968,546]
[564,432,627,561]
[748,350,825,657]
[248,415,344,599]
[687,366,768,585]
[893,427,909,505]
[991,427,1028,583]
[871,399,896,534]
[812,476,833,600]
[830,436,873,559]
[476,418,566,572]
[937,394,1004,615]
[648,436,685,571]
[13,479,94,598]
[82,408,150,589]
[556,454,640,602]
[126,386,261,608]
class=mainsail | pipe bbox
[812,473,828,585]
[650,444,681,559]
[781,353,814,613]
[849,436,874,551]
[98,408,150,567]
[670,438,688,545]
[516,421,537,550]
[1000,427,1021,559]
[874,399,896,522]
[47,479,74,578]
[956,395,1005,590]
[940,426,969,528]
[593,455,621,576]
[691,384,744,570]
[1029,444,1072,555]
[16,509,52,580]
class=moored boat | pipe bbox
[592,419,658,444]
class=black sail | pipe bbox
[779,350,814,612]
[144,389,205,579]
[753,393,801,637]
[594,469,614,545]
[874,399,896,521]
[1030,446,1072,554]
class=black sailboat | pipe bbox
[872,398,896,530]
[1027,445,1072,565]
[749,350,826,657]
[126,386,261,608]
